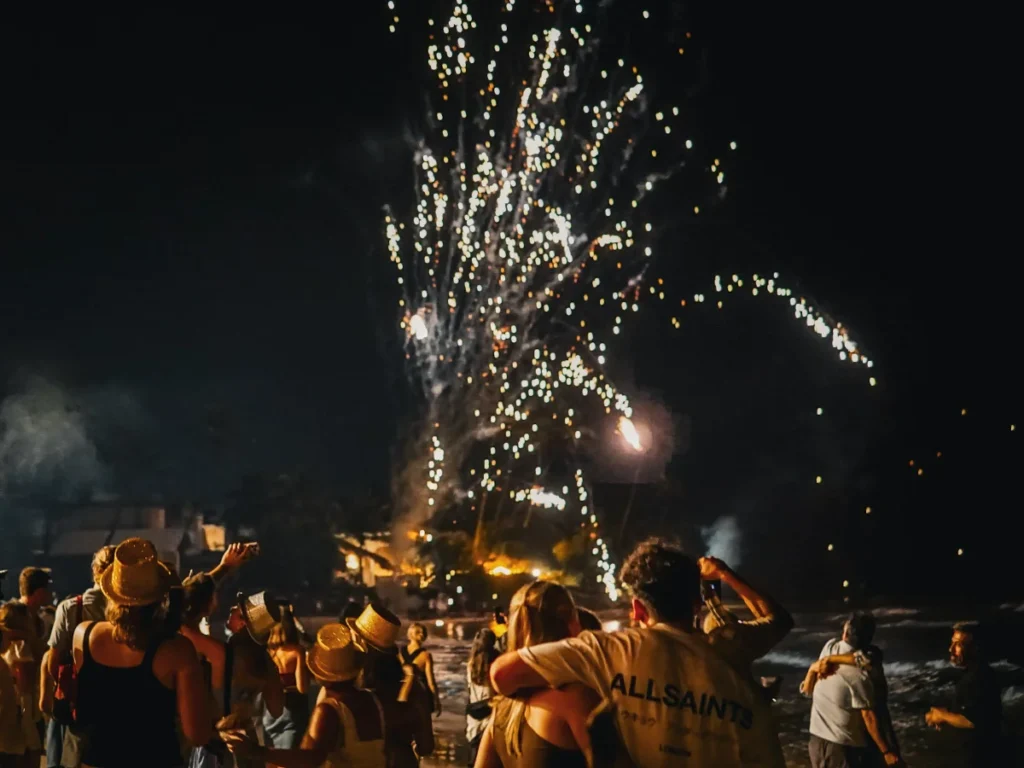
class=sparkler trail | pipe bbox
[384,0,874,599]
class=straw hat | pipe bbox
[236,591,280,644]
[345,602,402,653]
[306,623,362,682]
[99,538,174,607]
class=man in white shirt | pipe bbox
[801,613,900,767]
[490,538,785,767]
[45,546,115,768]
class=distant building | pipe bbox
[0,498,227,594]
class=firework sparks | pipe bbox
[385,0,874,601]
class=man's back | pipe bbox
[809,639,874,748]
[519,624,784,767]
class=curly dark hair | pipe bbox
[619,538,700,623]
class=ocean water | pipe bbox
[419,605,1024,766]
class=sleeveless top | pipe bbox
[76,621,181,767]
[320,689,387,768]
[492,716,587,768]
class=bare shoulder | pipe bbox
[559,682,602,709]
[158,633,201,663]
[72,620,97,645]
[529,682,599,712]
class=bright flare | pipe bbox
[619,416,643,452]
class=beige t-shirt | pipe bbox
[519,624,785,767]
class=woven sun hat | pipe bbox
[345,602,402,653]
[236,591,281,644]
[99,538,174,607]
[306,623,362,683]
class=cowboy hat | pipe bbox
[235,591,280,644]
[346,602,401,653]
[306,623,362,683]
[100,538,174,607]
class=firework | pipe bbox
[384,1,875,600]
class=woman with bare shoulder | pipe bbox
[72,538,212,767]
[474,582,599,768]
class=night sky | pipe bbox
[2,3,1018,598]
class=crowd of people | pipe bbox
[0,534,1013,767]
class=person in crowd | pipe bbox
[263,605,311,749]
[475,581,599,768]
[224,623,387,768]
[401,623,442,716]
[340,601,364,622]
[698,556,793,677]
[344,604,434,766]
[491,537,785,766]
[466,628,499,767]
[813,638,900,762]
[576,608,602,632]
[179,544,276,768]
[490,609,509,653]
[801,612,901,767]
[1,602,32,766]
[45,545,115,768]
[72,537,212,767]
[925,622,1005,766]
[3,567,52,766]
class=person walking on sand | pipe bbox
[401,623,442,716]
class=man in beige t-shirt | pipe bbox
[491,538,785,767]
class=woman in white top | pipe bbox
[466,628,499,766]
[225,623,386,768]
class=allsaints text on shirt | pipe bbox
[609,673,755,729]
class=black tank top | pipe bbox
[76,621,182,767]
[492,718,587,768]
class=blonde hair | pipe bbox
[493,581,576,757]
[106,602,166,651]
[91,545,116,584]
[408,623,427,643]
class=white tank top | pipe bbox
[320,691,388,768]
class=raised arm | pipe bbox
[700,557,793,631]
[206,542,253,584]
